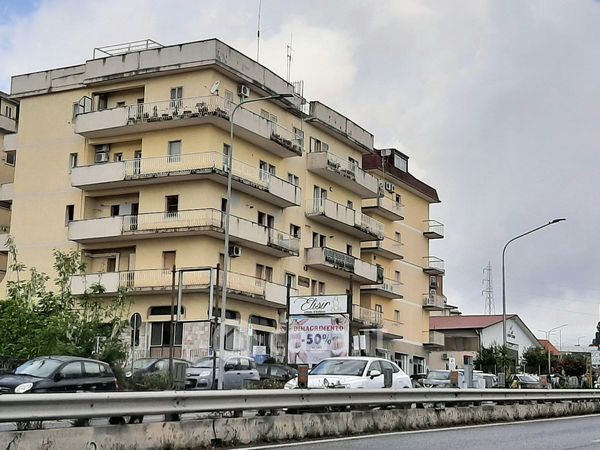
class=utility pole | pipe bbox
[482,262,495,315]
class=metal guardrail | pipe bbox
[2,389,600,423]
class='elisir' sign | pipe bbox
[289,295,348,315]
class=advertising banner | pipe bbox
[289,295,348,315]
[287,315,349,365]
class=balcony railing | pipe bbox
[306,198,384,240]
[352,304,383,328]
[360,236,403,260]
[423,220,444,239]
[307,151,379,197]
[424,330,445,347]
[361,196,405,221]
[361,278,403,298]
[71,151,301,207]
[305,247,382,284]
[70,269,291,307]
[76,95,302,156]
[71,208,299,255]
[423,256,445,275]
[422,292,446,310]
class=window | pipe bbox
[312,185,327,210]
[60,362,83,379]
[394,270,401,283]
[163,251,176,269]
[168,140,181,162]
[368,360,382,375]
[110,205,120,216]
[106,257,117,272]
[65,205,74,225]
[394,310,400,322]
[290,224,301,238]
[165,195,179,214]
[113,153,123,162]
[83,362,102,376]
[312,232,326,247]
[255,264,273,282]
[116,101,125,108]
[381,360,400,374]
[170,87,183,109]
[395,232,401,242]
[318,281,325,295]
[293,127,304,149]
[4,106,12,118]
[284,272,296,288]
[375,304,383,319]
[222,143,231,169]
[98,94,108,111]
[257,212,274,228]
[395,194,402,205]
[348,157,358,169]
[250,315,277,327]
[347,200,353,210]
[150,322,183,347]
[5,151,15,167]
[413,356,425,374]
[393,153,407,172]
[395,353,409,372]
[224,90,234,103]
[69,153,78,169]
[309,137,328,153]
[310,279,319,295]
[288,173,299,186]
[224,325,238,350]
[149,306,185,316]
[346,244,353,256]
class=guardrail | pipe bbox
[2,389,600,423]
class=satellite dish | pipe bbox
[210,80,220,95]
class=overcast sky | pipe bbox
[1,0,598,348]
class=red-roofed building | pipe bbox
[538,339,560,356]
[428,314,542,370]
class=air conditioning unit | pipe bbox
[429,277,438,289]
[95,152,109,163]
[95,144,110,153]
[229,245,242,257]
[441,353,449,360]
[237,84,251,98]
[385,182,395,193]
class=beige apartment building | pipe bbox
[0,91,17,279]
[2,39,446,374]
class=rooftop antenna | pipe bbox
[256,0,262,62]
[286,34,294,82]
[482,262,495,315]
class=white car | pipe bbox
[284,357,411,389]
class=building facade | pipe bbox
[0,91,17,279]
[3,39,444,374]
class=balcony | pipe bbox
[0,233,9,253]
[0,114,16,134]
[305,247,383,284]
[422,292,446,311]
[352,304,383,328]
[306,198,384,241]
[70,152,300,207]
[423,256,445,276]
[423,330,445,348]
[68,209,299,257]
[0,183,14,204]
[361,278,403,299]
[3,134,17,152]
[423,220,444,239]
[307,151,379,198]
[70,269,292,308]
[75,96,302,158]
[360,236,403,260]
[361,196,404,221]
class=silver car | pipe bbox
[186,356,259,390]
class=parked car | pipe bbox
[0,356,117,394]
[419,369,487,388]
[186,356,259,390]
[125,357,191,379]
[284,357,411,389]
[509,373,541,389]
[257,363,298,382]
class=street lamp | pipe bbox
[577,336,587,346]
[538,324,567,375]
[501,218,565,365]
[218,92,295,390]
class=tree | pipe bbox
[556,354,587,377]
[0,237,131,367]
[475,344,517,374]
[522,346,549,374]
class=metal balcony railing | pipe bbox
[423,219,444,238]
[352,304,384,327]
[423,292,446,309]
[424,256,445,273]
[323,247,355,271]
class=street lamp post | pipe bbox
[217,92,294,390]
[539,324,567,375]
[501,218,565,371]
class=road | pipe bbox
[244,414,600,449]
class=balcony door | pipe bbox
[313,186,327,211]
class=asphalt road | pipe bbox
[244,415,600,450]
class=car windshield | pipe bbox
[426,371,450,380]
[133,359,158,369]
[192,357,216,368]
[15,358,64,378]
[310,359,367,376]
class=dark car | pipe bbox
[126,357,191,378]
[257,363,298,382]
[0,356,117,394]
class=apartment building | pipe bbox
[0,92,17,279]
[3,39,445,373]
